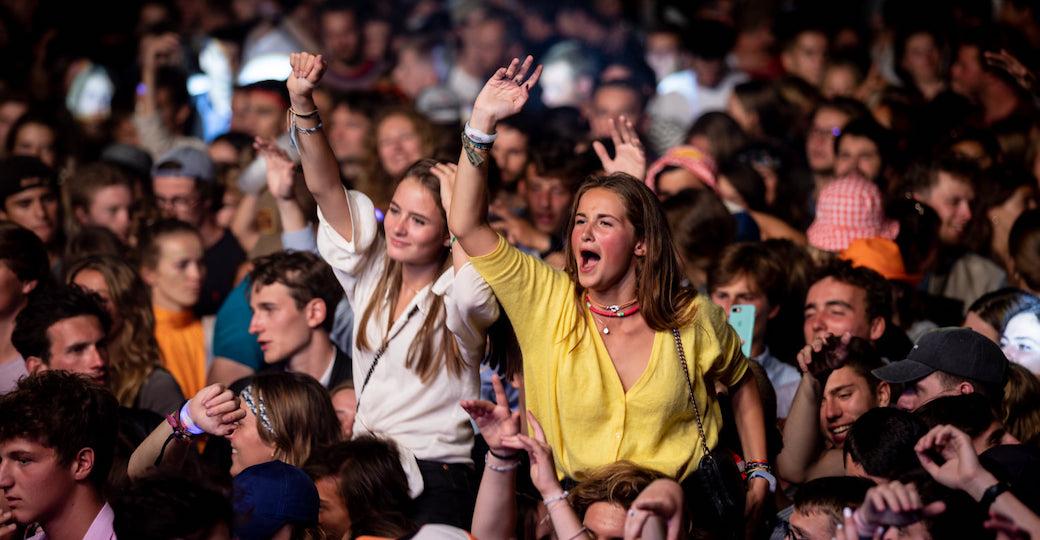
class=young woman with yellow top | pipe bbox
[449,56,770,526]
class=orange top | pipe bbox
[153,306,207,398]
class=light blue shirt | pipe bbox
[754,347,801,419]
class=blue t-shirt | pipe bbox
[212,279,264,370]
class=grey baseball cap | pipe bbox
[152,146,215,182]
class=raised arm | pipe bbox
[449,56,541,258]
[287,52,354,242]
[128,384,244,479]
[465,374,522,539]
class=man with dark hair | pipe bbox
[907,154,979,247]
[906,154,1006,310]
[951,27,1034,126]
[778,336,892,483]
[875,327,1008,411]
[779,22,829,88]
[0,222,50,394]
[785,476,874,540]
[239,80,290,140]
[245,250,350,389]
[0,156,61,252]
[319,1,381,93]
[833,117,892,188]
[152,145,246,315]
[914,394,1019,453]
[587,79,648,139]
[490,115,532,187]
[12,285,111,385]
[803,259,892,347]
[709,242,800,418]
[843,407,927,482]
[0,371,119,539]
[1010,208,1040,295]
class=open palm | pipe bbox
[460,373,519,454]
[593,116,646,180]
[472,56,542,124]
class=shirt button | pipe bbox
[615,432,622,439]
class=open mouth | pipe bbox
[829,424,851,440]
[578,250,601,273]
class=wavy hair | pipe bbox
[66,255,163,407]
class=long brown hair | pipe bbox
[65,255,163,407]
[563,173,697,331]
[251,372,341,467]
[355,159,463,383]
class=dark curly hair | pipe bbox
[247,250,343,333]
[811,258,893,323]
[0,370,118,488]
[12,284,111,363]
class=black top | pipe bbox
[197,229,247,317]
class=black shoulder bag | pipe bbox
[671,328,745,536]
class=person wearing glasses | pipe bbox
[151,145,246,316]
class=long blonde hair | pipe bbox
[66,255,163,407]
[355,159,463,383]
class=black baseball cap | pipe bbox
[0,156,58,204]
[872,327,1008,391]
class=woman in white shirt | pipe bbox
[286,52,499,529]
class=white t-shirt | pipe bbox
[317,189,499,479]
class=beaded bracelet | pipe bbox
[544,491,570,509]
[486,452,521,473]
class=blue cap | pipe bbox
[232,460,319,540]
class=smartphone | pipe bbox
[729,304,755,358]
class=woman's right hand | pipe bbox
[460,373,519,456]
[287,52,327,106]
[501,411,563,498]
[186,384,245,437]
[470,55,542,133]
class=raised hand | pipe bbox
[470,56,542,132]
[489,201,548,250]
[593,116,647,180]
[854,481,945,533]
[430,162,458,217]
[501,411,563,498]
[254,137,296,200]
[186,384,245,437]
[287,52,327,105]
[915,424,990,495]
[460,373,519,457]
[624,479,685,540]
[985,49,1036,93]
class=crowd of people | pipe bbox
[4,0,1040,538]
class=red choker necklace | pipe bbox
[585,294,640,318]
